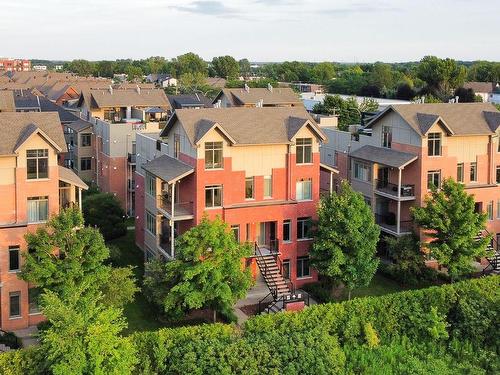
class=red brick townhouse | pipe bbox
[0,112,88,331]
[320,103,500,272]
[135,106,327,294]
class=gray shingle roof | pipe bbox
[141,154,194,184]
[162,107,326,146]
[67,119,92,132]
[215,87,301,106]
[484,111,500,132]
[0,91,15,111]
[58,166,88,189]
[350,145,418,168]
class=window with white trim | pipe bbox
[205,141,223,169]
[487,201,494,220]
[27,196,48,223]
[457,163,464,183]
[80,157,92,171]
[470,162,477,182]
[245,177,254,199]
[296,179,312,200]
[146,173,156,196]
[9,246,20,272]
[81,133,91,147]
[9,291,21,318]
[296,138,312,164]
[427,170,441,189]
[27,149,48,179]
[496,166,500,184]
[353,161,370,182]
[205,185,222,208]
[297,217,312,240]
[381,126,392,148]
[231,225,240,242]
[427,133,442,156]
[296,256,311,278]
[264,176,272,198]
[283,220,291,243]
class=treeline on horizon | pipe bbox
[32,54,500,102]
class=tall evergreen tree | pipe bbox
[311,181,380,299]
[411,178,491,280]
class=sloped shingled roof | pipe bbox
[162,107,326,146]
[0,91,15,111]
[89,88,170,109]
[142,154,194,184]
[0,112,66,154]
[368,103,500,136]
[350,145,418,168]
[215,87,301,106]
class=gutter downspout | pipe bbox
[171,182,175,258]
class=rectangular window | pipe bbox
[245,177,254,199]
[81,133,91,147]
[146,211,156,235]
[27,149,49,179]
[231,225,240,242]
[497,200,500,219]
[9,246,20,272]
[487,201,494,220]
[9,292,21,318]
[28,288,41,314]
[283,220,291,242]
[296,138,313,164]
[282,259,290,279]
[264,176,272,198]
[205,185,223,208]
[353,161,370,182]
[496,166,500,184]
[296,256,311,278]
[470,162,477,182]
[246,223,250,241]
[80,157,92,171]
[146,173,156,196]
[457,163,464,183]
[427,170,441,189]
[427,133,442,156]
[174,134,180,158]
[381,126,392,148]
[205,141,223,169]
[297,217,312,240]
[296,179,312,201]
[27,196,48,223]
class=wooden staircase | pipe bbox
[476,230,500,274]
[255,253,291,298]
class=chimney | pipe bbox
[244,83,250,93]
[256,99,263,108]
[109,85,113,95]
[136,85,141,94]
[267,83,273,92]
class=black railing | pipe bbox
[481,229,500,273]
[0,330,21,350]
[375,180,415,197]
[374,213,413,233]
[255,242,279,298]
[257,290,310,314]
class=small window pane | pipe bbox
[9,292,21,317]
[245,177,254,199]
[9,246,20,271]
[283,220,291,242]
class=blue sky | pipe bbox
[1,0,498,62]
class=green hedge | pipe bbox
[1,276,499,374]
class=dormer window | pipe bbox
[381,126,392,148]
[427,133,442,156]
[296,138,312,164]
[205,142,223,169]
[27,149,48,179]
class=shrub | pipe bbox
[82,192,127,240]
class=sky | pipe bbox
[1,0,499,62]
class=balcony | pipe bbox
[128,152,136,164]
[374,213,413,236]
[375,180,415,201]
[157,195,194,220]
[158,236,173,258]
[128,179,135,192]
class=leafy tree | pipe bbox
[95,61,115,78]
[238,58,251,78]
[467,61,500,82]
[454,87,482,103]
[311,181,380,299]
[411,178,491,280]
[21,207,136,307]
[369,62,394,91]
[312,62,335,84]
[385,234,428,285]
[144,216,253,322]
[82,193,127,240]
[126,65,143,82]
[39,284,137,375]
[173,52,208,76]
[65,59,96,76]
[416,56,466,99]
[211,55,240,80]
[396,83,416,100]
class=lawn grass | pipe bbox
[107,230,169,335]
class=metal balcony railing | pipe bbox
[157,196,194,218]
[374,213,413,234]
[375,180,415,198]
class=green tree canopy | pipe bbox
[173,52,208,77]
[82,193,127,240]
[238,58,251,77]
[312,62,335,84]
[417,56,466,99]
[411,178,491,280]
[144,216,253,321]
[311,181,380,298]
[64,59,96,76]
[211,55,240,80]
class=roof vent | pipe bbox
[267,83,273,92]
[455,95,459,103]
[256,99,264,108]
[244,83,250,93]
[109,85,113,95]
[137,85,141,94]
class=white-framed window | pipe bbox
[81,133,91,147]
[296,138,312,164]
[457,163,464,183]
[205,185,223,208]
[146,211,156,235]
[296,179,312,201]
[27,196,48,223]
[9,292,21,318]
[264,176,272,198]
[353,161,370,182]
[146,173,156,196]
[245,177,254,199]
[487,201,494,220]
[9,246,20,272]
[381,126,392,148]
[470,162,477,182]
[427,170,441,189]
[427,133,442,156]
[297,217,312,240]
[205,141,223,169]
[27,149,49,179]
[231,225,240,242]
[283,219,291,243]
[296,256,311,278]
[174,134,180,158]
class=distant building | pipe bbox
[54,65,63,71]
[463,82,497,103]
[145,73,177,88]
[0,58,30,72]
[300,92,411,112]
[33,65,48,71]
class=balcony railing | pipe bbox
[158,235,173,258]
[375,180,415,198]
[157,195,194,218]
[128,179,135,191]
[128,153,136,164]
[374,213,413,234]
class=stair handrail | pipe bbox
[254,242,278,298]
[479,229,499,273]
